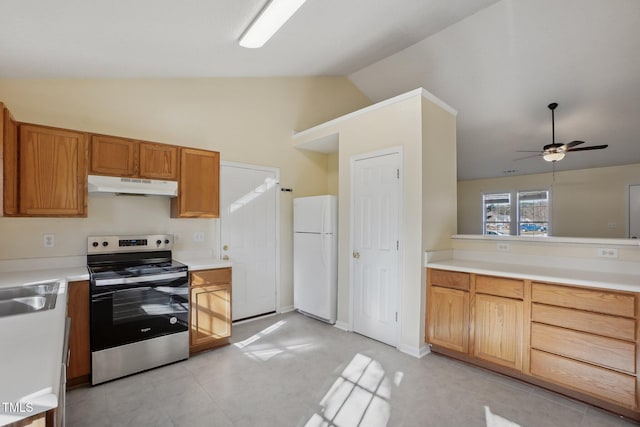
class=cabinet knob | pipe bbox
[352,251,360,259]
[222,245,228,251]
[222,255,229,260]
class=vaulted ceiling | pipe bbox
[1,0,638,180]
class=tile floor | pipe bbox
[67,312,638,426]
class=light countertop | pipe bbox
[175,257,232,271]
[426,258,640,292]
[0,278,68,426]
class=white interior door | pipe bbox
[351,151,400,346]
[220,163,278,321]
[630,184,640,239]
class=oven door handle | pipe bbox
[93,271,187,287]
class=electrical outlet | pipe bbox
[43,234,55,248]
[597,248,618,258]
[497,243,510,252]
[607,222,617,229]
[193,232,205,242]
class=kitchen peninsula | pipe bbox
[425,234,640,420]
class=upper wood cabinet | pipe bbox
[4,123,88,217]
[90,135,137,176]
[2,104,19,215]
[139,142,178,180]
[171,147,220,218]
[90,135,178,180]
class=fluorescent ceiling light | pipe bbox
[239,0,307,48]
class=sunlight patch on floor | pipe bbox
[243,343,314,361]
[233,320,286,349]
[485,406,521,427]
[305,353,396,427]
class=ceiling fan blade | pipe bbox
[516,150,543,153]
[513,153,542,161]
[564,140,585,149]
[566,144,608,152]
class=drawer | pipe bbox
[190,268,231,286]
[530,349,636,407]
[429,269,470,291]
[531,283,635,318]
[532,303,635,341]
[475,275,524,299]
[531,322,635,374]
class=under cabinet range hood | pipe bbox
[87,175,178,197]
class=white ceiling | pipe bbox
[0,0,638,180]
[350,0,640,180]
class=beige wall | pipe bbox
[458,163,640,238]
[420,96,457,346]
[0,77,371,310]
[294,90,457,353]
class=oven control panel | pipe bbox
[88,234,174,254]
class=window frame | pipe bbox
[482,188,551,236]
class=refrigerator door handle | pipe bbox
[321,233,328,268]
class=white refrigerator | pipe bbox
[293,195,338,324]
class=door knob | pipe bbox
[352,251,360,259]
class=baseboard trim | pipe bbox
[334,321,350,332]
[398,343,431,358]
[278,305,295,314]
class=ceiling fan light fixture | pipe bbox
[543,152,565,162]
[239,0,308,48]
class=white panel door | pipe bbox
[630,184,640,239]
[220,163,278,321]
[352,151,400,346]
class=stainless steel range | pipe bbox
[87,234,189,385]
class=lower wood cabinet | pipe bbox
[427,286,469,353]
[473,293,523,370]
[66,280,90,387]
[190,268,232,353]
[425,268,640,420]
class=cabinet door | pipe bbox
[139,142,178,180]
[2,105,19,215]
[474,294,523,370]
[19,124,88,216]
[90,135,138,176]
[190,283,231,348]
[171,148,219,218]
[67,281,90,385]
[427,286,469,353]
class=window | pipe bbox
[483,192,511,235]
[517,190,549,236]
[483,190,549,236]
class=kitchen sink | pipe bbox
[0,281,59,318]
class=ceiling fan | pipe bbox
[516,102,608,162]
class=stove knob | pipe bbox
[164,239,170,244]
[156,239,162,245]
[102,241,109,247]
[92,241,99,247]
